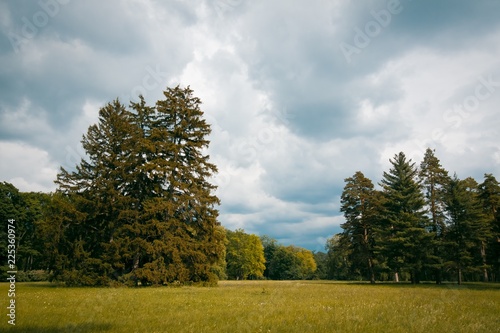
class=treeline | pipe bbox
[330,149,500,284]
[0,183,321,283]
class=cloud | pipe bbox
[1,0,500,250]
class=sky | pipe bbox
[1,0,500,251]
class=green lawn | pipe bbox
[1,280,499,332]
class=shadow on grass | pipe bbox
[301,280,500,290]
[5,322,113,332]
[361,281,500,290]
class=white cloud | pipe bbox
[0,142,58,192]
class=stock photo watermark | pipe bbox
[7,0,71,53]
[6,219,17,326]
[442,75,500,128]
[407,74,499,162]
[339,0,407,64]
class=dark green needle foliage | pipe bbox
[53,86,224,286]
[377,152,431,284]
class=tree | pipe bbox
[225,229,266,280]
[0,183,51,279]
[419,148,450,283]
[444,175,488,284]
[378,152,431,283]
[54,86,225,286]
[263,240,317,280]
[261,235,279,279]
[478,174,500,281]
[340,171,382,283]
[293,246,317,279]
[312,251,328,279]
[325,234,352,280]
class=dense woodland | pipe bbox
[1,87,499,285]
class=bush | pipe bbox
[16,270,49,282]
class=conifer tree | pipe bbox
[478,174,500,281]
[419,148,450,283]
[340,171,382,283]
[54,86,224,286]
[378,152,431,283]
[444,176,488,284]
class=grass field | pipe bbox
[1,280,499,333]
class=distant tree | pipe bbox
[265,243,317,280]
[444,175,488,284]
[292,246,317,279]
[0,182,24,279]
[267,246,301,280]
[312,251,328,279]
[261,235,279,279]
[340,171,382,283]
[325,234,352,280]
[378,152,431,283]
[0,183,51,278]
[419,148,450,283]
[478,173,500,281]
[225,229,266,280]
[17,191,51,271]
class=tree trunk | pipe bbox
[435,268,442,284]
[481,242,489,282]
[458,266,462,285]
[368,257,375,284]
[394,271,399,282]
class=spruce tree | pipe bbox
[419,148,450,283]
[54,86,224,286]
[378,152,431,283]
[478,174,500,281]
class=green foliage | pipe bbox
[262,237,317,280]
[340,171,382,283]
[0,182,51,279]
[377,152,432,283]
[225,229,266,280]
[444,176,490,284]
[419,148,451,283]
[52,86,224,286]
[335,149,500,283]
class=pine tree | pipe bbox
[477,174,499,281]
[419,148,450,283]
[444,176,488,284]
[378,152,431,283]
[340,171,382,283]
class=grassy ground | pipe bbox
[0,280,499,333]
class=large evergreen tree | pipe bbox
[478,174,500,281]
[444,176,488,284]
[340,171,382,283]
[54,86,224,286]
[378,152,431,283]
[419,148,450,283]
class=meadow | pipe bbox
[1,280,499,333]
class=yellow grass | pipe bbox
[1,280,499,332]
